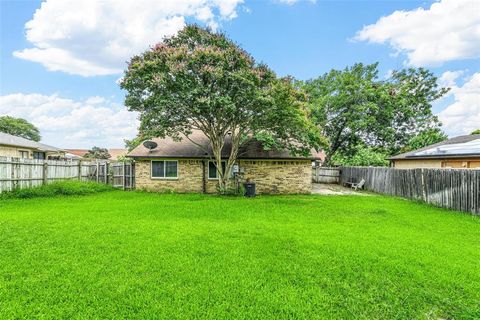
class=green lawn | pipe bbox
[1,191,479,319]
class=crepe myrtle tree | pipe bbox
[120,25,321,192]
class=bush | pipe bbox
[0,180,114,199]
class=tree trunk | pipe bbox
[210,135,227,192]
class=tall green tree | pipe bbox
[402,128,448,152]
[120,25,321,192]
[124,136,145,152]
[0,116,41,141]
[84,147,110,159]
[303,63,448,166]
[333,145,389,167]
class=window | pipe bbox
[151,160,178,179]
[33,152,46,160]
[19,150,29,159]
[208,161,226,179]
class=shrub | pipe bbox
[0,180,114,199]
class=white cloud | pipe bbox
[0,93,139,148]
[438,72,480,136]
[14,0,244,76]
[353,0,480,66]
[275,0,315,4]
[438,70,465,89]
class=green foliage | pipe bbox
[471,129,480,135]
[303,63,448,165]
[0,116,41,141]
[1,192,479,318]
[0,180,113,199]
[120,25,322,191]
[333,145,389,166]
[84,146,111,159]
[402,128,448,152]
[124,136,145,151]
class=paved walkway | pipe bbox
[312,183,368,195]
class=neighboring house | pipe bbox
[389,134,480,169]
[0,132,65,159]
[127,131,322,194]
[64,148,127,160]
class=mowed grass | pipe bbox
[0,191,479,319]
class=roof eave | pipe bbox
[127,155,318,160]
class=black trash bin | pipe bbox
[244,182,256,197]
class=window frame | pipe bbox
[151,160,178,180]
[33,151,46,160]
[208,160,227,180]
[19,150,29,159]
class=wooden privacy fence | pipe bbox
[340,166,480,215]
[312,167,340,183]
[0,157,134,193]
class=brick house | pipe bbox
[127,131,321,194]
[389,134,480,169]
[0,132,65,159]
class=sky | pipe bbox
[0,0,479,148]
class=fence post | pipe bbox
[11,157,18,190]
[122,162,127,190]
[42,161,48,185]
[96,162,99,182]
[420,168,427,202]
[105,163,108,184]
[130,162,134,190]
[77,160,82,181]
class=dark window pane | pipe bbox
[209,161,226,179]
[165,161,177,178]
[208,161,217,179]
[33,152,45,160]
[152,161,164,177]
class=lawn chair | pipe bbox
[351,179,365,191]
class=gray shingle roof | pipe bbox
[389,134,480,160]
[127,131,322,160]
[0,132,63,152]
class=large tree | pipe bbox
[401,128,447,153]
[84,147,111,160]
[121,25,320,192]
[0,116,41,142]
[303,63,448,165]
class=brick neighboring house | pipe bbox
[0,132,65,159]
[127,131,321,194]
[389,134,480,169]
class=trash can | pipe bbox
[244,182,256,197]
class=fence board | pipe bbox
[339,166,479,215]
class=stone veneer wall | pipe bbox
[135,159,312,194]
[239,160,311,194]
[135,159,204,193]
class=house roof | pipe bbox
[127,131,322,160]
[0,132,63,152]
[65,148,127,159]
[108,149,128,159]
[389,134,480,160]
[64,149,88,157]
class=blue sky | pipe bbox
[1,0,479,148]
